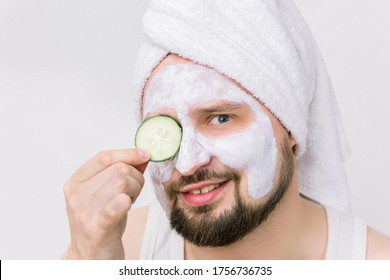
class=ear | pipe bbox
[288,132,297,153]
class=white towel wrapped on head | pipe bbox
[132,0,351,212]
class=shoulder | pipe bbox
[366,227,390,259]
[122,205,150,260]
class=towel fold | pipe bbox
[132,0,351,212]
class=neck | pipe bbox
[184,174,328,260]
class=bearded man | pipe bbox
[62,0,390,259]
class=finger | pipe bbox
[90,174,142,212]
[85,162,145,195]
[71,148,149,183]
[98,193,132,230]
[136,162,148,174]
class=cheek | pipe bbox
[148,162,175,216]
[197,130,254,169]
[198,122,277,199]
[149,160,176,185]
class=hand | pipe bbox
[62,148,149,259]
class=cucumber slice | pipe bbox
[135,115,182,162]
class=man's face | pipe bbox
[142,55,295,246]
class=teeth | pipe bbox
[190,184,219,195]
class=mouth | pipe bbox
[180,180,229,206]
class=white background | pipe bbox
[0,0,389,259]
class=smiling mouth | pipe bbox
[179,180,230,207]
[182,180,228,194]
[187,182,225,194]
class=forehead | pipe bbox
[142,61,255,118]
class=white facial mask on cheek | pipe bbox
[143,63,277,213]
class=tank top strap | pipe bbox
[325,206,367,259]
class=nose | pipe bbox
[175,130,211,176]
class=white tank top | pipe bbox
[139,203,367,260]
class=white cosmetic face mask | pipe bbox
[143,63,277,214]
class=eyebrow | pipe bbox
[192,102,244,115]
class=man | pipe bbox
[62,0,390,259]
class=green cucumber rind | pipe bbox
[134,115,182,162]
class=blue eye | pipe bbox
[210,115,231,125]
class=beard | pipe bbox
[165,138,295,247]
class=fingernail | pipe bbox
[138,149,149,160]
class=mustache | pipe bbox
[166,167,241,196]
